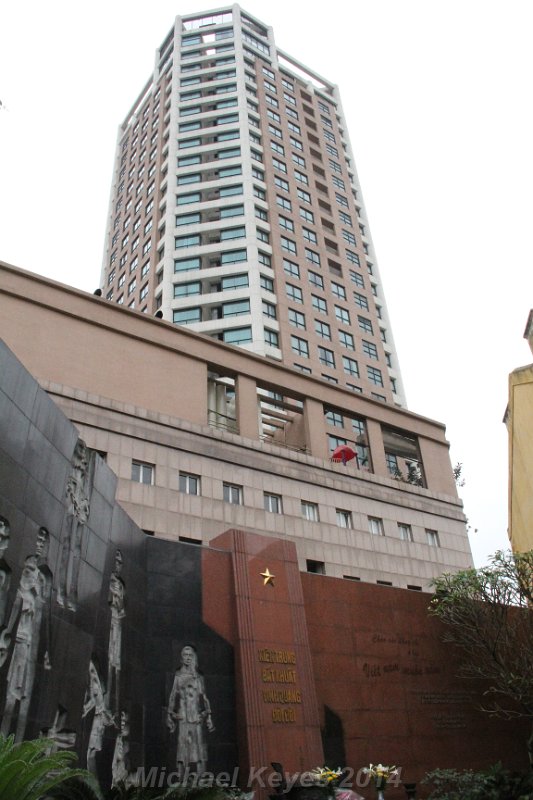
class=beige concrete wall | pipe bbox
[1,259,460,501]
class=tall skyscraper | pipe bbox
[101,5,406,406]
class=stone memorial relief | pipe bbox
[83,659,115,775]
[107,549,125,716]
[57,438,95,611]
[111,710,136,788]
[166,645,215,778]
[0,516,12,628]
[40,705,77,752]
[0,527,52,741]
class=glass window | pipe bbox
[325,408,343,427]
[291,335,309,357]
[175,256,200,272]
[179,472,201,495]
[339,331,355,350]
[220,226,245,240]
[277,195,292,211]
[220,204,244,218]
[315,320,331,340]
[297,188,311,203]
[222,299,250,317]
[286,284,303,303]
[331,282,346,300]
[176,212,201,226]
[262,301,276,319]
[281,237,297,255]
[343,356,359,377]
[279,215,294,232]
[362,340,378,360]
[223,327,252,344]
[174,281,201,297]
[289,309,306,329]
[312,295,327,314]
[308,271,324,289]
[335,306,350,325]
[368,517,384,536]
[264,329,279,347]
[300,207,314,223]
[175,234,200,249]
[264,493,283,513]
[173,308,201,325]
[275,176,290,192]
[426,529,440,547]
[358,316,373,334]
[177,192,201,205]
[318,347,335,368]
[218,147,241,159]
[222,274,249,290]
[283,259,300,278]
[223,482,242,504]
[398,523,413,542]
[354,292,369,310]
[131,461,154,484]
[336,509,353,529]
[221,249,247,264]
[219,184,243,197]
[301,501,319,522]
[367,366,383,387]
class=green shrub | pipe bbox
[423,763,533,800]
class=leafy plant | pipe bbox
[429,550,533,767]
[0,734,101,800]
[423,763,533,800]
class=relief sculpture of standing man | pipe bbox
[0,517,12,629]
[0,527,52,741]
[107,550,125,715]
[57,439,94,611]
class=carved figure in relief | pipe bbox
[166,645,214,777]
[40,704,77,753]
[0,517,12,628]
[57,438,94,611]
[82,659,115,775]
[0,527,52,741]
[112,710,134,788]
[107,550,125,715]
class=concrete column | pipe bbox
[303,397,329,459]
[418,437,457,496]
[365,418,388,477]
[236,374,260,440]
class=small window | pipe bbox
[368,517,384,536]
[336,509,353,529]
[131,461,154,485]
[306,559,325,574]
[223,482,242,505]
[398,523,413,542]
[264,493,283,514]
[301,501,319,521]
[426,529,440,547]
[179,472,201,495]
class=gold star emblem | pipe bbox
[260,567,275,587]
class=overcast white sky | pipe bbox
[1,1,532,567]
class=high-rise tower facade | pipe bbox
[101,6,406,406]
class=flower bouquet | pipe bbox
[304,768,364,800]
[362,764,399,798]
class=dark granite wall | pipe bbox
[0,340,237,789]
